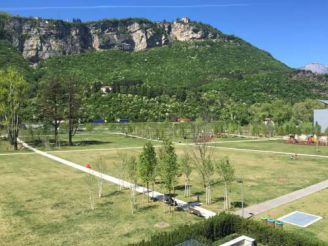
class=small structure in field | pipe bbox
[313,100,328,133]
[220,235,256,246]
[116,118,129,123]
[177,118,192,123]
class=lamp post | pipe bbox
[237,177,244,217]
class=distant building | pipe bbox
[116,118,129,123]
[314,100,328,133]
[180,17,191,24]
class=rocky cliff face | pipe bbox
[0,16,223,63]
[301,63,328,74]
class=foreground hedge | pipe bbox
[132,213,326,246]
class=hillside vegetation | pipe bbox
[0,40,29,71]
[36,40,327,103]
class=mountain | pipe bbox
[0,13,327,103]
[301,63,328,74]
[0,14,227,63]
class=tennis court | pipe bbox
[278,211,322,227]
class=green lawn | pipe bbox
[256,189,328,242]
[0,139,16,152]
[0,154,201,245]
[52,139,328,213]
[210,139,328,156]
[2,132,327,244]
[20,132,159,151]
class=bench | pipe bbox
[188,207,203,217]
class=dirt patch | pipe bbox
[154,222,170,229]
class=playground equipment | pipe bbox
[319,136,328,145]
[285,134,328,145]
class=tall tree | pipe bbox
[138,142,157,202]
[158,140,178,196]
[0,68,28,150]
[63,73,83,146]
[125,155,139,214]
[37,74,65,146]
[179,152,192,197]
[191,133,214,205]
[93,156,106,198]
[216,157,235,211]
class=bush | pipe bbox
[132,213,326,246]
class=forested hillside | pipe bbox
[37,40,326,103]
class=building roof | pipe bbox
[319,100,328,105]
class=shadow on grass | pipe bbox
[231,201,248,208]
[138,203,159,212]
[102,190,124,198]
[27,139,112,148]
[174,184,191,191]
[192,191,205,196]
[212,196,225,203]
[98,200,114,207]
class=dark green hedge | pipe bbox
[132,213,327,246]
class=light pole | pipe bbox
[237,177,244,217]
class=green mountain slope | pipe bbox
[0,15,327,104]
[39,40,290,87]
[0,40,29,71]
[37,40,326,103]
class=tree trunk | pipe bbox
[147,182,149,202]
[152,182,155,200]
[184,181,187,197]
[130,186,135,214]
[98,179,103,198]
[224,183,229,211]
[54,121,58,147]
[68,118,73,146]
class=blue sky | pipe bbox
[0,0,327,68]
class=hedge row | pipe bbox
[132,213,326,246]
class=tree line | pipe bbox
[0,68,84,148]
[0,67,326,150]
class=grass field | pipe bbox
[1,131,328,244]
[50,134,328,213]
[210,139,328,156]
[20,133,158,151]
[256,189,328,242]
[0,154,201,246]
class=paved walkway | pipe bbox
[209,138,280,144]
[18,139,216,219]
[235,179,328,218]
[208,145,328,159]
